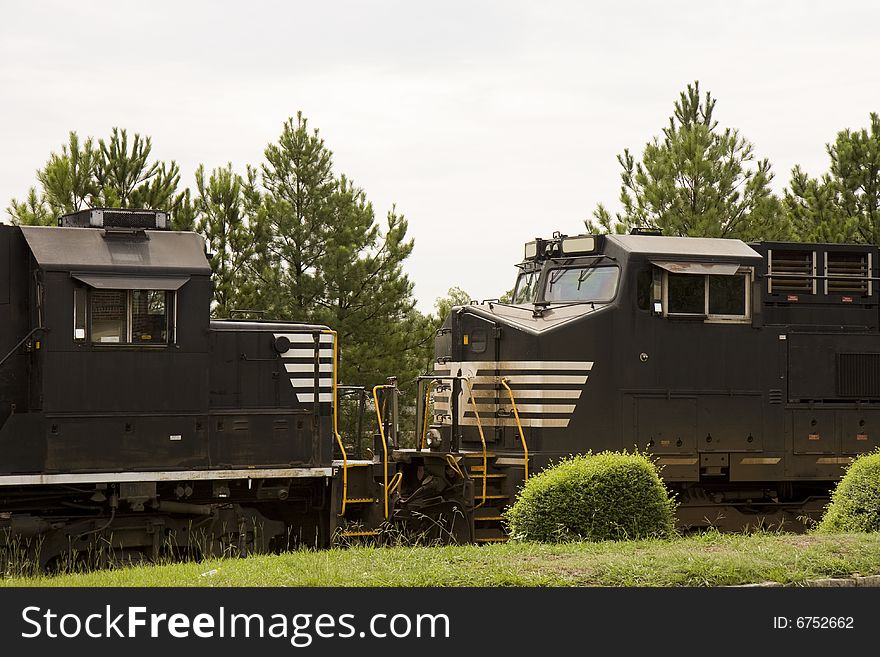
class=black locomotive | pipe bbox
[426,230,879,540]
[3,208,877,563]
[0,208,470,567]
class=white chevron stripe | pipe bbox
[276,332,335,345]
[434,360,592,371]
[273,333,336,404]
[466,374,588,385]
[460,417,571,428]
[465,403,576,413]
[289,378,333,387]
[285,363,334,373]
[280,349,334,359]
[296,393,334,403]
[429,359,593,429]
[434,389,582,400]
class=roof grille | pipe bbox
[59,208,168,230]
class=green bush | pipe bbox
[817,449,880,533]
[504,451,677,543]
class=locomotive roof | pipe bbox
[604,233,762,262]
[19,225,212,275]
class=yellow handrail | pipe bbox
[323,329,348,516]
[372,384,393,519]
[500,377,529,482]
[445,453,465,480]
[388,471,403,497]
[463,378,488,507]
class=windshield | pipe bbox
[544,266,619,303]
[512,270,539,304]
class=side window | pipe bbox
[708,274,746,316]
[91,289,127,344]
[73,287,87,341]
[87,289,173,345]
[667,274,705,314]
[664,271,750,321]
[131,290,169,344]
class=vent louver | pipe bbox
[837,353,880,398]
[768,249,814,293]
[826,252,869,295]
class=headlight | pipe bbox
[426,428,442,449]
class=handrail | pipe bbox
[445,453,465,480]
[372,384,394,519]
[500,378,529,482]
[463,379,488,507]
[0,327,45,370]
[323,329,348,516]
[420,379,436,449]
[387,471,403,497]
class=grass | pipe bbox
[3,531,880,587]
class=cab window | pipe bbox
[84,288,173,345]
[663,271,750,321]
[544,266,619,303]
[513,270,539,304]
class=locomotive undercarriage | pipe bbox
[0,478,330,571]
[671,481,832,533]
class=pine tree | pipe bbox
[591,82,789,240]
[7,132,98,225]
[195,163,254,317]
[250,113,435,393]
[7,128,192,229]
[250,112,335,317]
[787,113,880,244]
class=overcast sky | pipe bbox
[2,1,878,312]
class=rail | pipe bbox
[463,379,489,507]
[323,329,349,516]
[420,379,435,449]
[500,377,529,482]
[372,384,395,519]
[0,327,45,371]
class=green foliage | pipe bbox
[591,81,789,241]
[505,451,677,543]
[785,113,880,244]
[817,450,880,533]
[195,163,254,318]
[7,128,191,229]
[241,113,435,397]
[433,286,472,325]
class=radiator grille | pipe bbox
[769,249,813,293]
[826,252,869,295]
[837,353,880,397]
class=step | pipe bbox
[476,494,509,501]
[459,452,496,459]
[345,497,377,504]
[474,516,504,522]
[467,472,506,478]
